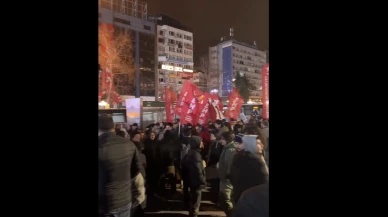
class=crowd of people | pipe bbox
[99,114,269,217]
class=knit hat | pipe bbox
[234,133,244,144]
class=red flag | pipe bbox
[197,93,211,125]
[165,88,177,122]
[209,93,224,121]
[225,88,244,120]
[176,81,203,125]
[262,64,269,120]
[175,81,191,116]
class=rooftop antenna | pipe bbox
[253,41,257,46]
[230,27,234,38]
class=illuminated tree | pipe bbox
[99,24,135,103]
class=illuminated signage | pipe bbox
[183,69,193,72]
[162,64,183,71]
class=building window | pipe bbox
[168,39,175,44]
[159,30,163,35]
[158,38,164,43]
[113,17,131,26]
[184,35,192,41]
[144,25,151,30]
[169,31,175,36]
[169,47,175,52]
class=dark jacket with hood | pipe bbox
[181,136,206,189]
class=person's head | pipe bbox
[132,123,138,130]
[195,124,203,133]
[215,120,223,129]
[242,135,258,154]
[183,127,192,137]
[188,136,203,150]
[256,136,264,153]
[166,122,173,131]
[139,131,145,140]
[116,130,126,138]
[99,114,114,134]
[115,124,121,130]
[234,124,243,133]
[150,132,156,140]
[130,132,141,142]
[220,131,233,146]
[173,122,179,129]
[153,123,160,129]
[234,133,244,151]
[224,122,232,131]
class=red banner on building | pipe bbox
[225,88,244,120]
[165,88,177,122]
[262,64,269,119]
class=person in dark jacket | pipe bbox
[233,183,269,217]
[142,132,159,193]
[230,135,269,204]
[206,131,223,203]
[98,114,143,217]
[181,136,206,217]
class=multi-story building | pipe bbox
[209,37,266,100]
[193,70,208,93]
[99,0,156,98]
[155,14,194,101]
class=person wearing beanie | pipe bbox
[98,114,144,217]
[229,135,269,204]
[181,136,206,217]
[234,133,244,152]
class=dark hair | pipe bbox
[215,120,223,125]
[221,131,233,142]
[166,122,173,127]
[183,128,192,137]
[116,131,126,138]
[132,123,138,127]
[224,122,232,132]
[99,114,114,131]
[130,132,140,140]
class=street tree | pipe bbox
[234,72,253,103]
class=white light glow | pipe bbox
[183,69,193,72]
[162,64,183,71]
[99,100,107,106]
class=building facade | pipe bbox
[99,0,156,97]
[209,39,266,99]
[192,70,208,93]
[156,15,194,101]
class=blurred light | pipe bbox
[99,100,107,107]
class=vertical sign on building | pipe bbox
[261,64,269,119]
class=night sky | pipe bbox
[144,0,268,64]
